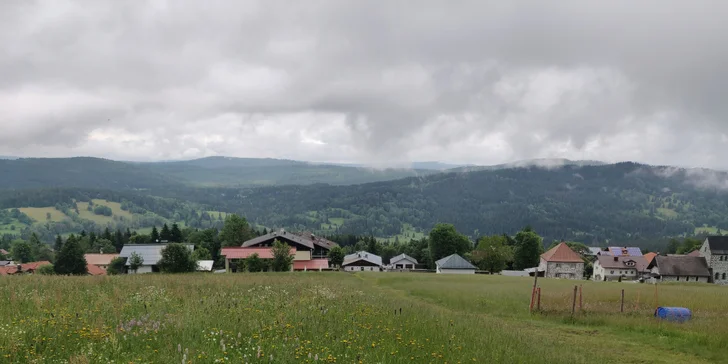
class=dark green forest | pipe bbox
[3,158,728,250]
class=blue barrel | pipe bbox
[654,307,692,323]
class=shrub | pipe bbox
[37,264,55,275]
[158,243,196,273]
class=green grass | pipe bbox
[695,226,721,235]
[381,224,425,243]
[75,199,134,224]
[1,274,725,363]
[657,207,678,218]
[18,207,68,222]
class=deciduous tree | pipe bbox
[472,235,511,273]
[244,253,266,272]
[219,214,255,247]
[513,227,543,270]
[327,246,345,267]
[428,223,472,262]
[128,252,144,273]
[158,243,196,273]
[270,239,294,272]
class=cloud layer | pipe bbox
[2,1,728,167]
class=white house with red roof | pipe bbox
[538,243,585,279]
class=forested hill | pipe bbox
[5,159,728,248]
[0,157,181,189]
[144,162,728,246]
[0,156,438,188]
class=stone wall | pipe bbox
[545,262,583,279]
[699,239,728,284]
[659,275,709,283]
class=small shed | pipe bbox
[388,253,418,270]
[435,254,476,274]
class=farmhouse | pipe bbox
[435,254,476,274]
[84,253,118,270]
[388,253,418,270]
[538,243,584,279]
[220,230,333,272]
[647,255,711,283]
[643,252,657,265]
[593,256,649,281]
[342,251,383,272]
[119,243,194,274]
[698,236,728,284]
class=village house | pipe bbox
[643,252,657,265]
[196,260,214,272]
[387,253,418,271]
[435,254,476,274]
[0,261,51,275]
[593,255,649,281]
[84,253,118,271]
[647,255,711,283]
[538,242,584,279]
[342,251,383,271]
[220,230,332,272]
[119,243,194,274]
[698,236,728,284]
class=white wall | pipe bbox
[437,268,475,274]
[294,250,311,261]
[129,265,153,274]
[344,266,381,272]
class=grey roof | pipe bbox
[119,244,193,266]
[242,230,314,249]
[705,236,728,254]
[0,260,12,266]
[342,251,382,266]
[389,253,418,265]
[293,231,338,250]
[436,254,477,270]
[648,256,710,277]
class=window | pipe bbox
[696,276,699,282]
[555,264,561,268]
[677,276,680,281]
[610,270,614,274]
[723,273,727,280]
[716,273,720,280]
[360,267,364,271]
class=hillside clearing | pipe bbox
[75,199,134,224]
[0,274,725,363]
[18,207,68,222]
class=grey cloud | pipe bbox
[1,1,728,167]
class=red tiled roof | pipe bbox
[0,261,52,275]
[221,247,295,259]
[86,264,107,276]
[21,261,52,271]
[84,254,119,266]
[293,259,329,270]
[643,252,657,264]
[0,266,17,275]
[687,250,701,257]
[541,243,584,263]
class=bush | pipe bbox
[37,264,55,275]
[158,243,196,273]
[107,257,127,275]
[93,205,113,216]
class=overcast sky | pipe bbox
[1,1,727,167]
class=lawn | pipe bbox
[18,207,68,223]
[76,199,134,224]
[0,274,726,363]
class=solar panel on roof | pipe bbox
[627,247,642,256]
[610,247,621,255]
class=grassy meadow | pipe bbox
[0,274,726,363]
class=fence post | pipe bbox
[579,285,583,312]
[537,288,541,311]
[620,289,625,313]
[571,285,577,316]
